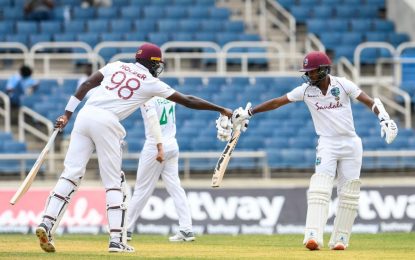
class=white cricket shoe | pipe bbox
[169,231,195,242]
[108,241,135,253]
[305,238,321,251]
[36,223,56,253]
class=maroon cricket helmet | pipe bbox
[300,51,331,72]
[135,43,164,63]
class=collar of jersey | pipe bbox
[134,62,150,73]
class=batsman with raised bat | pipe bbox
[232,51,398,251]
[35,42,232,253]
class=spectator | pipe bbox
[81,0,112,8]
[6,65,39,108]
[24,0,55,21]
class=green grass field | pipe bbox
[0,233,414,259]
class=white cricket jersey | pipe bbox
[286,75,362,137]
[141,97,177,147]
[85,61,175,121]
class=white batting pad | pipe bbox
[303,173,334,247]
[329,179,361,249]
[43,177,80,234]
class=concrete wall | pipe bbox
[387,0,415,41]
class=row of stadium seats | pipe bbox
[0,4,223,21]
[0,19,245,34]
[0,0,215,7]
[278,0,385,8]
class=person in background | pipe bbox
[6,65,39,107]
[24,0,55,21]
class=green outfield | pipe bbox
[0,233,414,259]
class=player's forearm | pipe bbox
[181,95,226,113]
[251,97,287,115]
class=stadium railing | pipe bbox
[0,91,11,133]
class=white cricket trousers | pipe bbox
[61,105,126,189]
[127,141,193,233]
[315,135,362,192]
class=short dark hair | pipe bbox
[20,65,33,78]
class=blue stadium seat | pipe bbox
[365,32,388,42]
[158,20,178,32]
[334,6,357,19]
[143,6,165,18]
[216,33,240,46]
[165,6,188,18]
[388,33,410,46]
[120,6,141,19]
[179,19,201,32]
[239,136,264,151]
[0,21,14,34]
[110,20,133,33]
[299,0,320,6]
[174,0,193,5]
[360,48,379,64]
[307,20,326,34]
[87,20,110,33]
[63,20,85,33]
[290,6,309,23]
[350,19,372,32]
[2,7,24,20]
[29,34,52,48]
[187,6,210,19]
[53,33,76,42]
[277,0,295,8]
[76,33,100,47]
[335,45,355,62]
[313,6,334,17]
[133,20,157,34]
[39,21,62,34]
[280,149,307,168]
[358,6,378,18]
[327,19,349,31]
[96,7,118,19]
[373,20,394,32]
[5,34,28,46]
[209,7,231,20]
[224,21,245,33]
[16,21,38,34]
[171,33,193,41]
[147,33,170,46]
[72,7,96,20]
[201,20,223,32]
[196,0,216,6]
[341,32,363,45]
[319,32,343,49]
[195,33,217,42]
[239,34,261,41]
[101,33,123,42]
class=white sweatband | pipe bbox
[147,113,163,144]
[65,96,81,112]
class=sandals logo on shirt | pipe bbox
[331,87,340,101]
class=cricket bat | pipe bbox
[9,129,59,205]
[211,128,242,187]
[211,102,251,188]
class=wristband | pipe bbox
[65,96,81,112]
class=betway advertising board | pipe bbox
[0,187,414,234]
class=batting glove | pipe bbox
[231,106,252,132]
[216,114,232,142]
[380,119,398,144]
